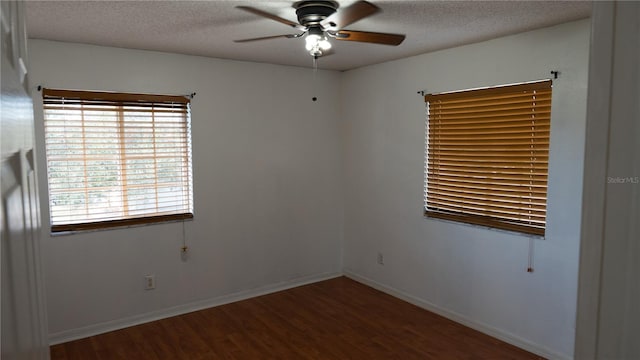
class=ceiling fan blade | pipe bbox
[234,34,303,43]
[333,30,405,46]
[321,1,379,30]
[237,6,306,30]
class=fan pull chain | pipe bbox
[312,55,318,102]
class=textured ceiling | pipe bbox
[26,0,591,71]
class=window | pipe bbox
[424,80,551,236]
[42,89,193,232]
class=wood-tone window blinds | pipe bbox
[424,80,552,236]
[42,89,194,232]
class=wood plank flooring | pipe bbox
[50,277,544,359]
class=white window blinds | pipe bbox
[424,80,552,236]
[43,89,194,232]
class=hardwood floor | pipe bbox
[50,277,543,359]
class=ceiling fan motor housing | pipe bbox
[293,1,339,27]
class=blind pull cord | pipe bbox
[527,237,535,273]
[181,219,189,262]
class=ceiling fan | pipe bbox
[234,0,406,58]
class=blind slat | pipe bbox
[425,168,548,182]
[426,201,547,220]
[428,120,550,131]
[429,96,551,111]
[428,114,550,124]
[428,174,548,187]
[427,195,547,213]
[427,181,548,196]
[430,103,551,117]
[428,109,550,122]
[426,186,546,204]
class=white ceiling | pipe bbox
[25,0,591,71]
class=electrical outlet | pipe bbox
[144,275,155,290]
[377,252,384,265]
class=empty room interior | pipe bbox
[1,0,639,359]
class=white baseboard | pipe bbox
[49,271,342,345]
[344,270,571,360]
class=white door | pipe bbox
[1,0,49,358]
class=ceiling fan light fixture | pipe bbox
[305,33,331,56]
[319,38,332,50]
[305,34,332,50]
[305,34,321,50]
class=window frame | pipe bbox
[42,88,194,233]
[423,80,552,236]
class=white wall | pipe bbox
[341,19,590,359]
[28,40,344,342]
